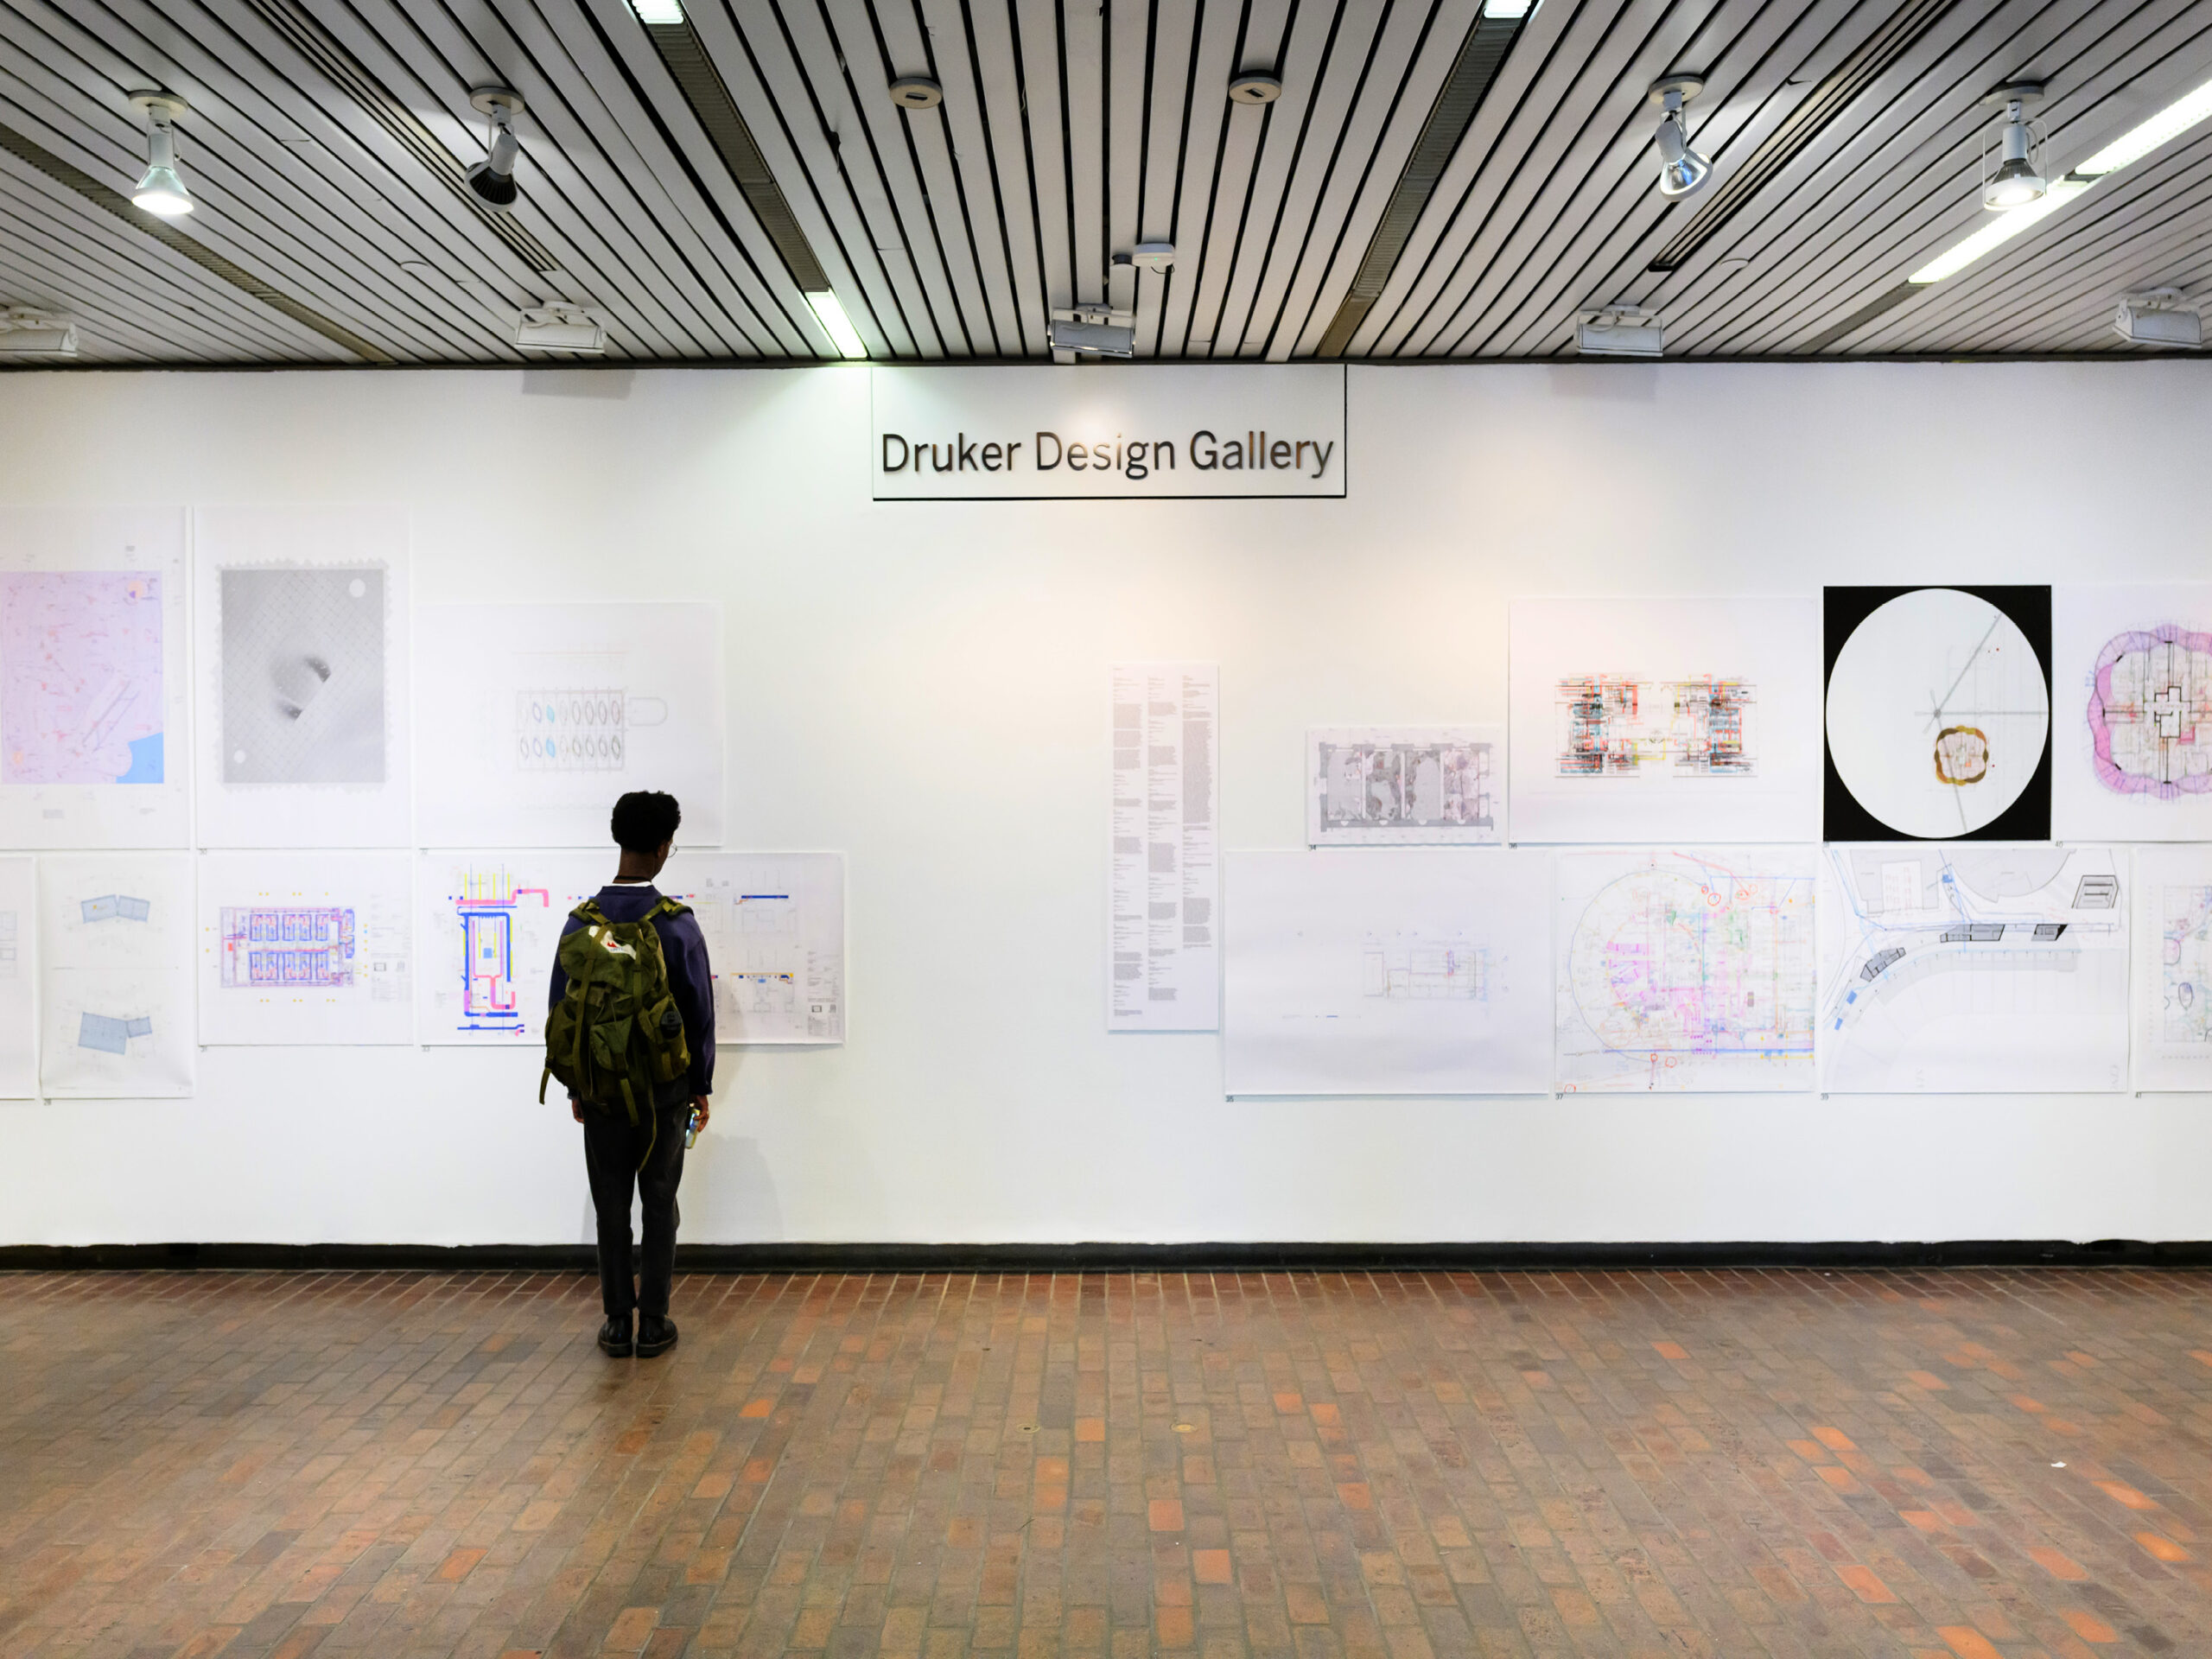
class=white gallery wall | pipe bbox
[0,358,2207,1246]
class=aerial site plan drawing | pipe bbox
[38,853,194,1096]
[2054,584,2212,841]
[1510,596,1820,842]
[1818,843,2126,1094]
[1306,727,1503,845]
[197,852,413,1045]
[0,509,188,848]
[2133,844,2212,1091]
[1555,847,1816,1092]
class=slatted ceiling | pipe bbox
[7,0,2212,368]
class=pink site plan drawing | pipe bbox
[0,570,165,785]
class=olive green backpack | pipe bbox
[540,896,693,1126]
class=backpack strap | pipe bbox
[571,898,611,927]
[645,896,692,922]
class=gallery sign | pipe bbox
[870,364,1346,499]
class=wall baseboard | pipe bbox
[3,1240,2211,1273]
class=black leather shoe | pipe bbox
[636,1314,678,1357]
[597,1314,633,1357]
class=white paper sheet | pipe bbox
[1109,664,1219,1031]
[194,506,410,848]
[1224,849,1552,1096]
[0,857,35,1096]
[415,603,724,848]
[0,508,189,849]
[2133,845,2212,1092]
[39,853,194,1096]
[1509,597,1820,842]
[416,852,609,1047]
[661,852,845,1045]
[2053,583,2212,842]
[196,852,413,1045]
[1817,843,2127,1094]
[1306,726,1503,846]
[1555,846,1816,1093]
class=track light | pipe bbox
[1576,303,1664,358]
[2113,289,2201,348]
[127,93,193,217]
[467,87,524,208]
[1981,84,2046,210]
[0,308,78,356]
[1649,77,1712,200]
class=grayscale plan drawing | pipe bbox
[416,852,607,1047]
[416,604,723,848]
[1109,664,1219,1031]
[0,507,189,849]
[197,852,414,1046]
[1555,848,1816,1093]
[0,857,33,1096]
[1306,727,1503,846]
[1224,849,1551,1096]
[194,507,411,849]
[1817,843,2127,1094]
[1509,597,1821,842]
[661,852,845,1044]
[38,853,194,1096]
[2133,845,2212,1091]
[2054,584,2212,842]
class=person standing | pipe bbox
[547,790,715,1357]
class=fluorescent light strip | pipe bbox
[1910,75,2212,284]
[806,290,868,358]
[628,0,684,21]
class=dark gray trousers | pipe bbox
[581,1102,689,1319]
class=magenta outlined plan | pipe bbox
[416,853,606,1046]
[0,857,31,1096]
[1555,847,1815,1092]
[1509,597,1820,842]
[39,853,194,1096]
[2055,585,2212,841]
[1224,849,1550,1096]
[197,853,412,1045]
[0,509,188,848]
[661,852,844,1044]
[2133,845,2212,1091]
[1306,727,1502,846]
[1109,664,1219,1031]
[1818,844,2126,1094]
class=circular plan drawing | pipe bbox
[1826,588,2050,838]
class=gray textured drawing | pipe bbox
[220,567,385,785]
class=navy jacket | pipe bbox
[549,883,715,1101]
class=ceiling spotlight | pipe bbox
[1649,77,1712,200]
[1229,73,1282,105]
[888,76,943,110]
[0,308,78,356]
[513,303,605,353]
[467,87,525,208]
[2113,289,2201,348]
[1982,83,2047,211]
[1048,315,1135,357]
[127,93,193,217]
[1576,303,1664,358]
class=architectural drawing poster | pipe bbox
[2053,583,2212,842]
[1818,842,2126,1093]
[1554,847,1816,1092]
[2133,844,2212,1092]
[194,506,411,848]
[196,852,413,1045]
[0,856,33,1096]
[415,603,724,848]
[416,852,607,1046]
[39,853,194,1096]
[1224,849,1550,1095]
[0,507,188,849]
[1508,596,1821,842]
[662,852,845,1044]
[1306,726,1503,846]
[1109,663,1219,1032]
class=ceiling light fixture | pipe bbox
[127,93,193,217]
[1482,0,1535,16]
[805,290,868,358]
[466,87,524,208]
[1910,72,2212,286]
[1047,315,1135,356]
[0,307,78,355]
[1649,77,1713,200]
[2113,288,2201,348]
[1981,84,2047,210]
[626,0,684,19]
[1229,73,1282,105]
[1576,303,1664,357]
[513,302,605,353]
[888,77,943,110]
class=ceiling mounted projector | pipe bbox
[1981,83,2048,210]
[1047,315,1135,357]
[514,303,605,352]
[467,86,525,207]
[1649,76,1713,200]
[2113,289,2202,347]
[1577,303,1664,357]
[0,308,78,356]
[127,92,193,217]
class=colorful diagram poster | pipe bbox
[196,852,414,1045]
[416,852,607,1046]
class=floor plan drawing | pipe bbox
[661,852,845,1045]
[1556,847,1816,1092]
[39,853,194,1096]
[199,854,412,1046]
[217,906,355,988]
[2088,626,2212,798]
[2133,845,2212,1090]
[416,853,604,1046]
[1362,935,1486,1000]
[2054,585,2212,840]
[1307,726,1502,845]
[1818,842,2126,1093]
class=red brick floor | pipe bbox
[2,1269,2209,1658]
